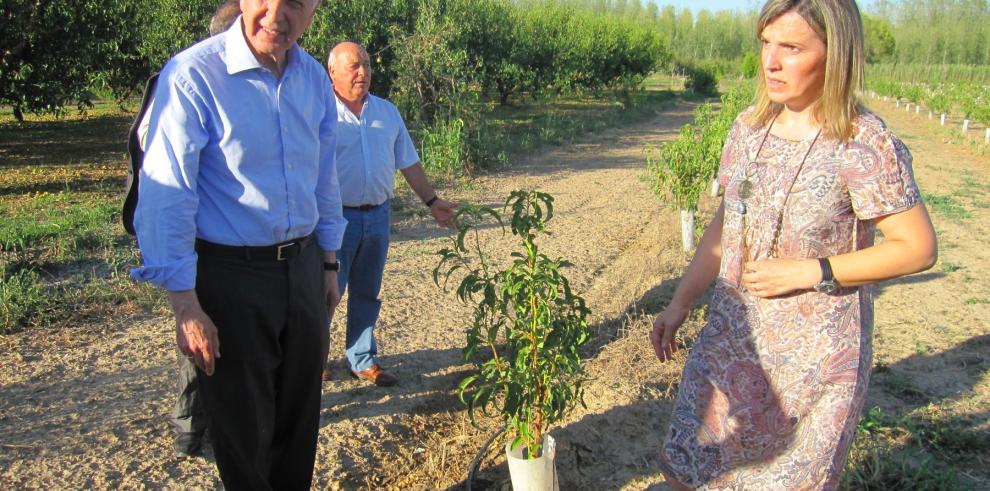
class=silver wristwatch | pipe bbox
[814,257,839,294]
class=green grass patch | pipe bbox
[940,261,961,273]
[0,190,121,255]
[965,297,990,305]
[843,405,988,490]
[923,193,972,222]
[0,103,168,333]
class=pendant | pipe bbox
[739,179,753,200]
[734,200,747,215]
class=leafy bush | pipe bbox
[741,52,759,79]
[434,190,592,458]
[420,118,468,179]
[683,63,720,96]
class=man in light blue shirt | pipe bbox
[326,41,457,387]
[130,1,344,487]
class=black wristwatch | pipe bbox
[814,258,838,294]
[323,260,340,272]
[425,195,438,207]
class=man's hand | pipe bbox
[429,198,459,228]
[168,290,221,375]
[741,258,820,298]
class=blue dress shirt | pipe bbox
[335,94,420,207]
[130,19,346,291]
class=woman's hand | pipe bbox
[741,258,820,298]
[650,303,691,362]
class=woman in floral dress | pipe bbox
[649,0,938,489]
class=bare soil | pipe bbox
[1,99,988,490]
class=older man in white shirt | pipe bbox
[326,41,457,387]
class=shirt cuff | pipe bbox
[129,254,198,292]
[315,217,347,253]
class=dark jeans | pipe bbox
[195,239,327,491]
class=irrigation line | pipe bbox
[466,426,506,491]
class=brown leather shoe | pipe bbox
[351,364,397,387]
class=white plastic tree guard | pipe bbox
[680,209,695,252]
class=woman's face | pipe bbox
[760,11,827,112]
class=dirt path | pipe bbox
[2,98,988,490]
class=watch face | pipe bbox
[816,281,837,294]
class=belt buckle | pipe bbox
[276,242,295,261]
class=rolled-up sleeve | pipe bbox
[314,83,347,252]
[129,68,209,291]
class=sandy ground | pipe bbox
[1,99,988,490]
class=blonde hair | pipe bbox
[750,0,865,141]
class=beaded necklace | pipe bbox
[735,115,822,286]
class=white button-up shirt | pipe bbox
[334,94,420,207]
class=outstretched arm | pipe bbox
[400,163,458,228]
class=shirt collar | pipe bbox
[334,92,370,118]
[224,15,301,76]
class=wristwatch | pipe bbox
[814,258,839,294]
[323,260,340,272]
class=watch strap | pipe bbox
[323,260,340,272]
[818,257,834,283]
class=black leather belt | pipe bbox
[195,234,314,261]
[343,202,383,211]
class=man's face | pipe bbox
[329,43,371,104]
[239,0,318,64]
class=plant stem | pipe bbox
[528,248,544,458]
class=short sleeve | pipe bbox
[839,118,922,220]
[393,105,420,170]
[716,110,751,188]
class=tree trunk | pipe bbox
[13,105,24,122]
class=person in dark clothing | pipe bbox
[130,0,345,487]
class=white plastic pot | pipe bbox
[506,434,559,491]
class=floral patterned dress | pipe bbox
[658,108,922,490]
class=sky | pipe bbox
[651,0,763,14]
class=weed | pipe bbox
[909,408,990,455]
[940,261,961,273]
[923,193,972,222]
[841,437,963,491]
[0,267,50,333]
[420,118,467,181]
[965,297,990,305]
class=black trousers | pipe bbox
[195,240,327,491]
[169,350,206,436]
